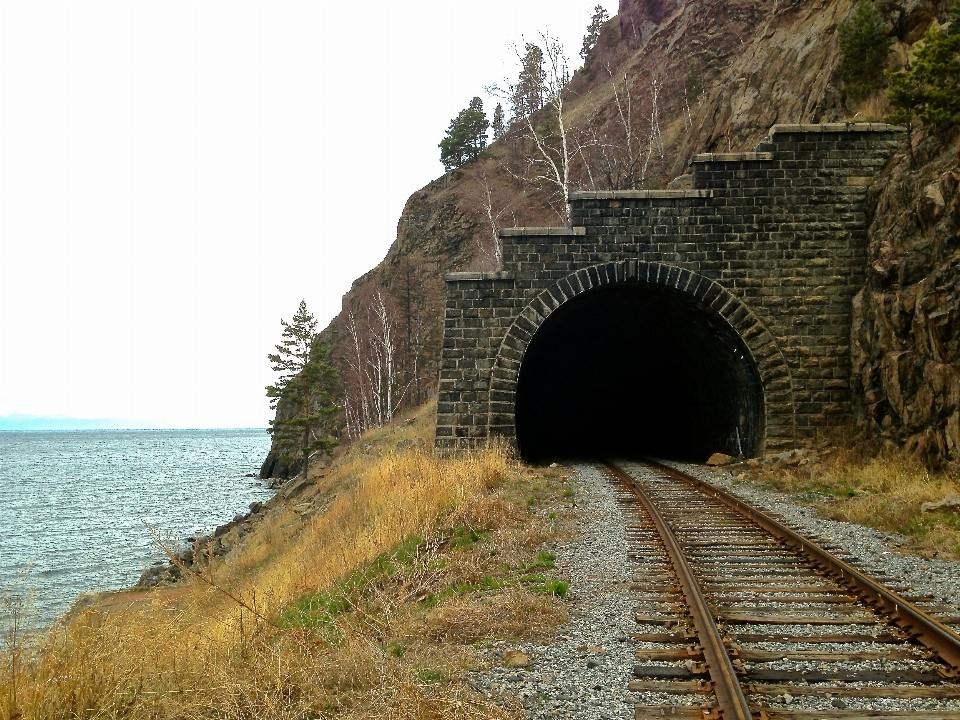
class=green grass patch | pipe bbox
[541,579,569,598]
[384,642,405,658]
[516,572,568,597]
[446,525,487,551]
[416,667,445,684]
[277,534,424,631]
[524,551,556,572]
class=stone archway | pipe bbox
[487,260,795,458]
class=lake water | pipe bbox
[0,429,274,628]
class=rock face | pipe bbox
[618,0,684,46]
[606,0,857,175]
[259,448,296,481]
[852,135,960,469]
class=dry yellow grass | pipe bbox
[742,442,960,558]
[1,403,574,720]
[844,89,894,122]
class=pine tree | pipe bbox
[510,43,546,119]
[887,0,960,129]
[492,102,505,139]
[266,299,316,408]
[266,301,339,479]
[439,96,489,170]
[580,5,609,61]
[837,0,892,99]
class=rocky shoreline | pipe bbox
[136,498,267,588]
[135,473,300,589]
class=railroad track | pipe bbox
[606,459,960,720]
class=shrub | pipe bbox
[838,0,893,99]
[887,0,960,129]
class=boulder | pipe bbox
[136,563,179,588]
[502,649,531,668]
[764,449,809,469]
[921,494,960,513]
[706,453,734,466]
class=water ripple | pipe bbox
[0,429,274,627]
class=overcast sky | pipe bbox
[0,0,618,429]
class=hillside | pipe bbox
[263,0,959,477]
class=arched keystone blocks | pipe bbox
[486,261,795,447]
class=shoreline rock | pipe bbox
[136,498,268,588]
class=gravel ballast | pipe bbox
[471,462,698,719]
[666,460,960,616]
[472,460,960,718]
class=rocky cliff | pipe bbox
[854,131,960,470]
[263,0,959,477]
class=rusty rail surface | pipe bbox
[645,457,960,676]
[606,462,754,720]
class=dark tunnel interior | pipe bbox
[514,283,764,463]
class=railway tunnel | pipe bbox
[514,282,765,463]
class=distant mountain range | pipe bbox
[0,415,270,431]
[0,414,149,431]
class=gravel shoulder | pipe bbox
[472,462,646,719]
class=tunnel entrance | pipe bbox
[514,282,764,462]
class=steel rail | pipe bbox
[606,462,754,720]
[645,457,960,675]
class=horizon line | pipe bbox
[0,414,269,432]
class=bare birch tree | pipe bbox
[641,75,664,183]
[368,291,398,428]
[576,67,665,190]
[520,32,575,225]
[343,309,373,439]
[341,291,407,439]
[467,165,516,271]
[491,33,576,225]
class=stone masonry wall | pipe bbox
[435,124,903,454]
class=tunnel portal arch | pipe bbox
[488,261,794,459]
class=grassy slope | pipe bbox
[732,440,960,558]
[2,403,577,720]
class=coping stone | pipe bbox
[569,190,714,200]
[444,271,516,282]
[498,227,586,237]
